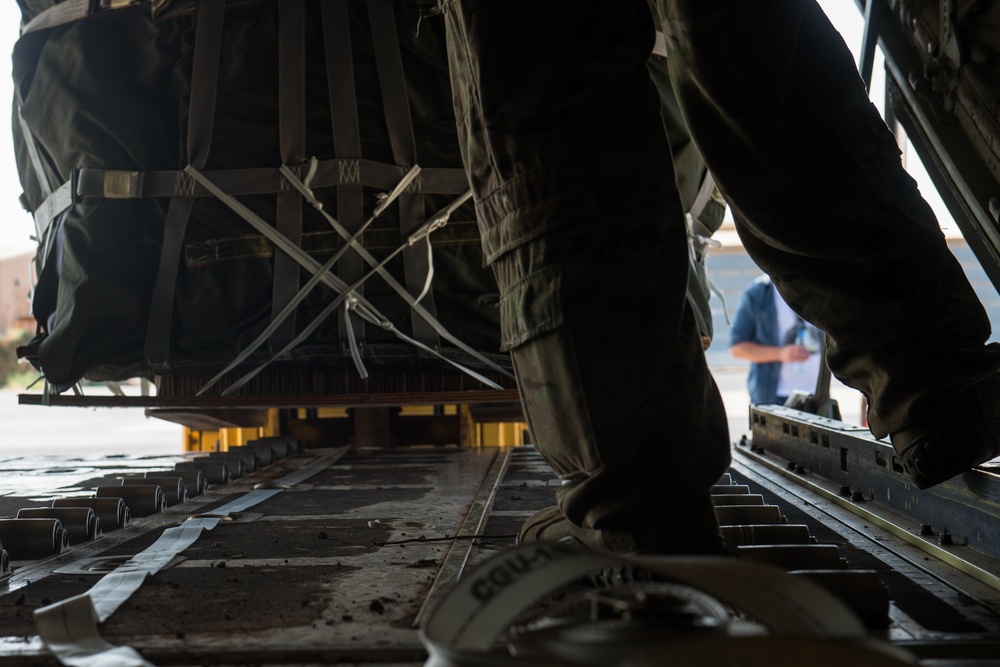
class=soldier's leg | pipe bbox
[496,204,731,549]
[441,0,730,549]
[657,0,1000,487]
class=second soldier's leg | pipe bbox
[658,0,1000,486]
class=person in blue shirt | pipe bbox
[730,275,824,405]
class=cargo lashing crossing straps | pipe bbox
[207,159,425,385]
[185,162,509,396]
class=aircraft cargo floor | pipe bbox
[1,418,999,666]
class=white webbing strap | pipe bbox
[301,162,421,278]
[652,30,667,59]
[684,171,728,332]
[192,177,481,394]
[34,449,345,667]
[34,518,221,667]
[688,171,717,227]
[421,542,866,666]
[35,593,151,667]
[217,191,500,396]
[278,166,499,375]
[192,164,420,391]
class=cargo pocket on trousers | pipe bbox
[499,264,565,352]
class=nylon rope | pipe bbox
[344,298,368,379]
[413,235,435,305]
[685,211,729,325]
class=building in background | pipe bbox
[0,251,34,336]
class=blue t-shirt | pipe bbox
[729,276,781,404]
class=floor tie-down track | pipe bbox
[0,431,997,665]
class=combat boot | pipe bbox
[890,373,1000,489]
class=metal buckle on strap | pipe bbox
[102,170,144,199]
[99,0,140,10]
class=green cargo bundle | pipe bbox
[12,0,515,395]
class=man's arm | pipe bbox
[731,341,811,363]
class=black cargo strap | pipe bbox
[272,0,307,353]
[145,0,225,372]
[34,161,468,211]
[185,164,509,394]
[184,221,484,268]
[19,0,139,36]
[322,1,368,358]
[369,0,440,351]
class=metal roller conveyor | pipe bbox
[711,484,751,495]
[232,443,274,467]
[248,436,301,456]
[715,504,785,525]
[719,524,814,554]
[0,518,67,560]
[214,448,257,473]
[52,497,129,531]
[789,570,890,630]
[96,485,165,518]
[16,507,101,544]
[175,458,232,484]
[123,476,188,506]
[241,440,288,462]
[736,544,845,571]
[711,494,766,506]
[202,453,248,478]
[147,469,207,497]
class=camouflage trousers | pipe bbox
[439,0,1000,531]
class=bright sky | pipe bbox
[0,1,956,260]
